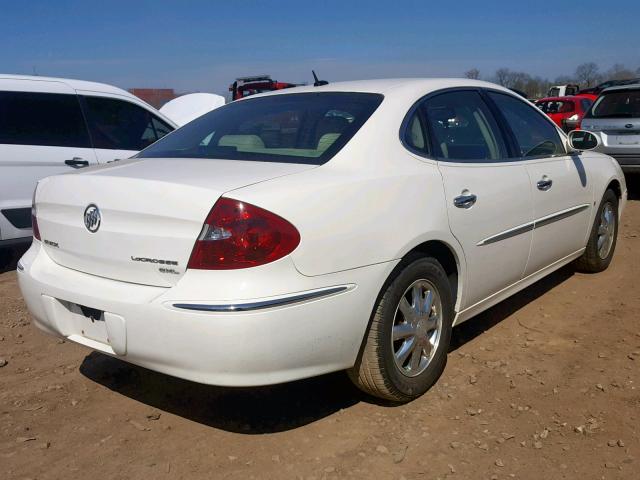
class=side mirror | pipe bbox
[568,130,600,151]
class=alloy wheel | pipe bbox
[391,279,443,377]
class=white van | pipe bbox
[0,75,177,251]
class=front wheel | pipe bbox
[348,257,454,402]
[574,188,619,273]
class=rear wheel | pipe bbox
[348,257,453,402]
[575,189,618,273]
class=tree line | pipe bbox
[463,63,640,98]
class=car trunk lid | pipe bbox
[35,158,314,287]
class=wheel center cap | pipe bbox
[416,318,429,337]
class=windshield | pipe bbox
[137,92,383,165]
[586,89,640,118]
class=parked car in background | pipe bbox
[536,95,595,132]
[581,84,640,173]
[580,78,640,96]
[0,75,177,254]
[18,79,626,402]
[229,75,300,100]
[547,84,579,97]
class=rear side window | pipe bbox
[137,92,383,165]
[82,96,173,151]
[586,90,640,118]
[0,91,90,148]
[488,92,564,157]
[421,90,507,161]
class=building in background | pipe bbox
[128,88,178,108]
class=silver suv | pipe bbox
[581,84,640,173]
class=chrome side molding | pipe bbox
[477,204,591,246]
[173,285,353,313]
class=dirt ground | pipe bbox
[1,178,640,480]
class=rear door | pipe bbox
[418,89,534,310]
[487,91,593,277]
[80,95,174,163]
[0,79,97,240]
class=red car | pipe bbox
[229,75,299,101]
[536,95,595,132]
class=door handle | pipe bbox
[453,193,477,209]
[537,177,553,191]
[65,158,89,168]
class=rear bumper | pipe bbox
[17,242,395,386]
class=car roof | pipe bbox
[601,83,640,93]
[0,73,139,100]
[247,78,514,98]
[536,96,577,102]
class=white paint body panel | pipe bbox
[17,78,627,387]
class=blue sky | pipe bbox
[2,0,639,95]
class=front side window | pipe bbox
[82,96,173,151]
[421,90,506,161]
[586,89,640,118]
[138,92,383,165]
[0,91,90,147]
[489,92,564,157]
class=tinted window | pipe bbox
[586,89,640,118]
[83,96,173,150]
[421,90,506,161]
[138,93,383,165]
[489,92,564,157]
[0,91,90,147]
[537,100,575,114]
[580,99,593,112]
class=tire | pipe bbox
[574,189,619,273]
[348,256,454,403]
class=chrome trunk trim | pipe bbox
[173,285,352,312]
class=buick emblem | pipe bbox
[84,204,101,233]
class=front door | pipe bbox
[486,91,593,276]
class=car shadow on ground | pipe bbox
[0,243,30,274]
[80,353,362,434]
[626,173,640,201]
[449,265,574,351]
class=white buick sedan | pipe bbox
[18,79,627,402]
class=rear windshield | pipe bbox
[586,89,640,118]
[137,92,383,165]
[537,100,575,114]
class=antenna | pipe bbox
[312,70,328,87]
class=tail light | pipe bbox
[188,198,300,270]
[31,186,41,241]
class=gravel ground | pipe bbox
[1,177,639,480]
